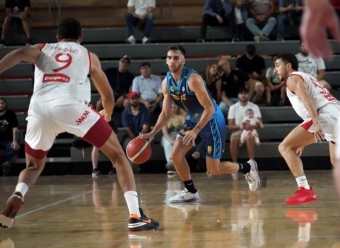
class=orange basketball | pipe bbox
[126,138,152,164]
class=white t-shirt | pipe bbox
[127,0,156,16]
[295,53,326,78]
[228,102,262,125]
[132,74,162,102]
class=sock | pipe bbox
[15,182,28,197]
[183,180,197,194]
[238,163,251,174]
[296,176,310,190]
[124,191,141,217]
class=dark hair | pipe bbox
[140,62,151,68]
[58,18,82,41]
[276,53,299,71]
[167,45,186,56]
[246,44,256,57]
[0,97,7,110]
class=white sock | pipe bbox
[296,176,310,190]
[15,182,29,197]
[124,191,140,217]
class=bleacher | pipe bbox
[0,0,337,173]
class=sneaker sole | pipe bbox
[249,160,260,191]
[0,197,23,228]
[285,195,317,205]
[169,197,199,203]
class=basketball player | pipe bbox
[274,53,340,205]
[140,45,260,203]
[0,18,159,231]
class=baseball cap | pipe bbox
[120,55,131,64]
[127,92,139,98]
[238,87,249,94]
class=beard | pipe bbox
[168,64,182,73]
[300,50,309,56]
[0,108,6,114]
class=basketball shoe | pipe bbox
[0,192,24,228]
[128,208,159,231]
[285,210,318,224]
[169,188,199,203]
[285,186,317,205]
[244,159,260,191]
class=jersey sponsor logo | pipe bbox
[75,110,91,125]
[42,74,70,83]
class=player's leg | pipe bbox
[329,141,336,166]
[91,146,101,178]
[278,124,316,204]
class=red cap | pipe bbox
[127,92,139,98]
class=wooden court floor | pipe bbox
[1,170,340,248]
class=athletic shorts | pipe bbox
[300,102,340,143]
[178,109,226,159]
[25,100,110,151]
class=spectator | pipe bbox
[230,0,250,42]
[161,102,185,176]
[205,63,222,103]
[296,41,331,90]
[122,92,151,173]
[228,87,262,180]
[235,44,265,103]
[218,58,255,120]
[132,62,163,113]
[265,54,286,106]
[125,0,155,44]
[197,0,233,42]
[246,0,277,41]
[0,98,20,176]
[277,0,303,41]
[96,55,134,114]
[1,0,32,47]
[239,108,263,147]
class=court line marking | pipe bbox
[16,190,94,219]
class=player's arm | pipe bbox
[149,78,173,135]
[287,75,319,124]
[228,118,240,131]
[0,44,41,73]
[89,52,114,117]
[188,73,215,133]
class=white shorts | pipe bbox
[301,102,340,143]
[25,100,100,151]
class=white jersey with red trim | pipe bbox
[31,42,91,104]
[286,71,339,120]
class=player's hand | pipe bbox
[313,122,325,142]
[99,109,111,122]
[216,14,223,24]
[139,132,155,143]
[296,146,304,156]
[300,0,340,60]
[182,130,198,146]
[11,142,20,150]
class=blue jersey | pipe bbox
[166,66,219,123]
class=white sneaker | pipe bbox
[231,173,238,180]
[244,159,260,191]
[125,35,136,44]
[169,188,199,203]
[142,36,149,44]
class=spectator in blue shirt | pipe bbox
[197,0,233,42]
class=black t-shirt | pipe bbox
[0,110,19,142]
[221,69,250,98]
[104,67,134,99]
[235,54,265,77]
[5,0,31,13]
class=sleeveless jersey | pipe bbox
[165,66,219,123]
[286,71,339,120]
[31,42,91,104]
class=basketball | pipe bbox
[126,138,152,164]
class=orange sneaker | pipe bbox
[285,210,318,224]
[285,186,317,205]
[128,208,159,231]
[0,192,24,228]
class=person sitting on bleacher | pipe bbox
[0,0,33,47]
[125,0,155,44]
[122,92,151,173]
[227,87,262,180]
[296,41,332,91]
[218,58,255,121]
[230,0,250,42]
[265,54,286,106]
[0,98,20,176]
[236,44,265,103]
[197,0,233,43]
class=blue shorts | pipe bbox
[178,109,226,159]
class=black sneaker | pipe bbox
[108,168,116,175]
[128,208,159,231]
[0,192,24,228]
[2,161,11,176]
[0,39,6,47]
[92,169,101,178]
